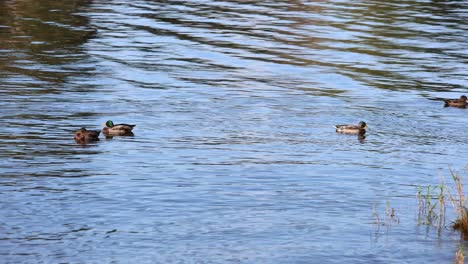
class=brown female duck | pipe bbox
[74,128,100,143]
[444,95,467,108]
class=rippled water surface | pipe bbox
[1,0,468,263]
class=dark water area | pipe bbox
[1,0,468,263]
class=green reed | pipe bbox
[417,184,445,227]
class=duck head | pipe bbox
[105,120,114,128]
[358,121,368,129]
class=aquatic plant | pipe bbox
[417,184,445,228]
[417,169,468,240]
[447,170,468,239]
[372,201,399,227]
[455,245,465,264]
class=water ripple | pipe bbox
[1,0,468,263]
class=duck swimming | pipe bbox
[102,120,135,136]
[74,128,100,143]
[335,121,368,135]
[444,95,467,108]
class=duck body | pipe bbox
[102,120,135,136]
[444,95,467,108]
[335,121,368,135]
[74,128,100,143]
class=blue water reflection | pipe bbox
[1,0,468,263]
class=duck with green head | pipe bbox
[444,95,467,108]
[74,127,100,143]
[102,120,136,136]
[335,121,368,135]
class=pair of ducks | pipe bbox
[335,95,467,135]
[74,120,135,144]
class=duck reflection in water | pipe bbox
[104,132,134,140]
[357,134,366,143]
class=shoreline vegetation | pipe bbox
[374,169,468,263]
[417,169,467,263]
[417,170,468,237]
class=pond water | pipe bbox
[1,0,468,263]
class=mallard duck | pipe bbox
[74,127,100,143]
[335,121,368,135]
[102,120,135,135]
[444,95,467,108]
